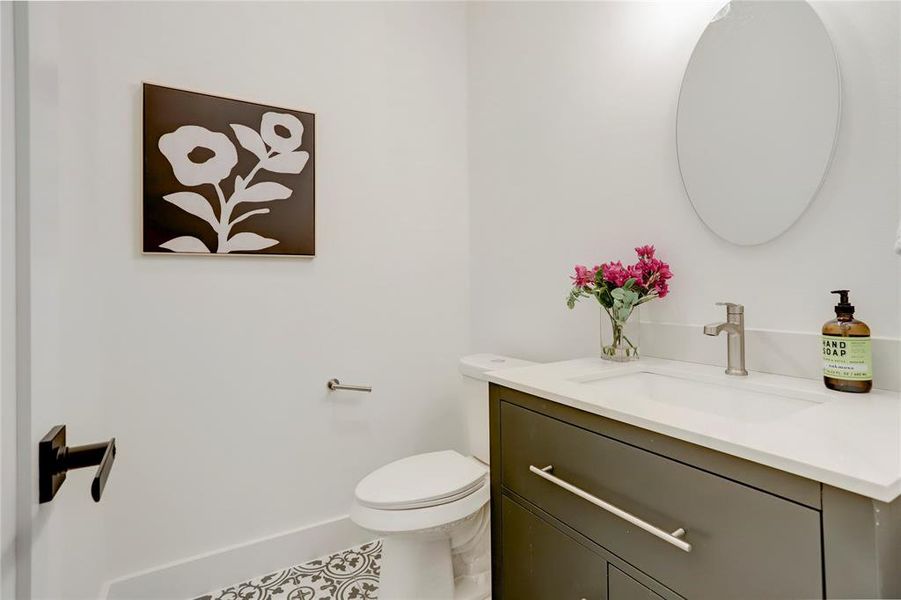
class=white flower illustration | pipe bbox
[157,113,309,254]
[158,125,238,187]
[260,112,304,154]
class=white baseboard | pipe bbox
[102,515,372,600]
[641,321,900,392]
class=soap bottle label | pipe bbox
[822,336,873,381]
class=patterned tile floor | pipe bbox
[193,540,381,600]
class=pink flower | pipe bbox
[630,246,673,297]
[602,261,629,287]
[571,265,595,287]
[571,245,671,304]
[626,263,645,286]
[657,262,673,280]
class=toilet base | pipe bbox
[375,505,491,600]
[380,535,454,600]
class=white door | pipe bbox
[6,3,116,598]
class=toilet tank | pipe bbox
[459,354,539,464]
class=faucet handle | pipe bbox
[715,302,744,314]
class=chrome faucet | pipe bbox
[704,302,748,376]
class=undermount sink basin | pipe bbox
[569,369,826,424]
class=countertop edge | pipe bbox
[487,372,901,503]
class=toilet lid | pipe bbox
[354,450,488,510]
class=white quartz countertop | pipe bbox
[487,357,901,502]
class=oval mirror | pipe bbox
[677,0,840,246]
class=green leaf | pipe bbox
[566,287,588,309]
[611,288,625,299]
[598,287,614,309]
[624,278,636,290]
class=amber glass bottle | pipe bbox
[822,290,872,393]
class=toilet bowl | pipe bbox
[350,354,537,600]
[351,450,491,600]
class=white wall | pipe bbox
[18,1,901,597]
[22,2,469,598]
[468,1,900,378]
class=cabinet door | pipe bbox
[500,401,823,598]
[501,496,607,600]
[608,565,664,600]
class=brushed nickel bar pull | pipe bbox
[327,379,372,392]
[529,464,692,552]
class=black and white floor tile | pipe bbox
[193,540,381,600]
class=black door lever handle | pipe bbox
[91,439,116,502]
[39,425,117,503]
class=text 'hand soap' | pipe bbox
[822,290,872,393]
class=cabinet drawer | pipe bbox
[500,402,822,599]
[501,495,607,600]
[608,565,663,600]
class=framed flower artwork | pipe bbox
[143,83,315,256]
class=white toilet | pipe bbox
[350,354,536,600]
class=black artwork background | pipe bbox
[143,83,315,255]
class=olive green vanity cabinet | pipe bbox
[489,384,901,600]
[501,496,606,600]
[608,565,664,600]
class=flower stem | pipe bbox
[216,148,276,251]
[228,208,270,233]
[229,149,275,206]
[213,182,230,253]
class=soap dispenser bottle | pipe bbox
[822,290,872,393]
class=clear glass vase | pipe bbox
[600,307,640,361]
